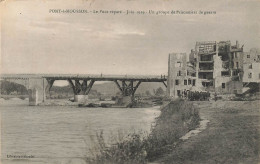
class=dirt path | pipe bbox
[152,100,260,164]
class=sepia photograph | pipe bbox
[0,0,259,163]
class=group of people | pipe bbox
[178,90,211,101]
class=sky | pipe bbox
[1,0,259,76]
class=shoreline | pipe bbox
[85,99,201,163]
[0,97,162,108]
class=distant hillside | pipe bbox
[92,82,166,95]
[1,81,28,95]
[51,85,73,94]
[50,82,166,96]
[136,82,166,94]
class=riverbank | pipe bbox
[153,100,260,164]
[86,99,260,164]
[0,94,164,107]
[86,99,200,163]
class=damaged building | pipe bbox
[167,40,250,98]
[242,48,260,93]
[167,53,196,97]
[190,41,244,94]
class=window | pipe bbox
[222,83,225,89]
[235,53,237,58]
[236,62,239,68]
[247,55,250,58]
[177,70,182,76]
[175,61,182,67]
[249,64,252,69]
[184,80,187,85]
[258,55,260,60]
[233,70,239,76]
[205,45,214,52]
[248,73,252,78]
[188,79,191,85]
[175,80,179,85]
[199,44,214,52]
[192,80,196,86]
[221,71,230,76]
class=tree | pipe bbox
[1,81,28,95]
[155,87,165,96]
[145,90,151,96]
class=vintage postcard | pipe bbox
[0,0,259,163]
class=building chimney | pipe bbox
[236,40,239,48]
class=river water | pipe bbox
[0,99,161,164]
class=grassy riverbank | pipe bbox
[85,99,200,163]
[155,100,260,164]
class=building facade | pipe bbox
[167,53,196,98]
[243,48,260,83]
[167,41,260,98]
[190,41,244,94]
[167,40,256,98]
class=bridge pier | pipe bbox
[0,78,47,105]
[114,80,141,102]
[28,78,48,105]
[68,79,95,102]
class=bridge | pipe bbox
[0,74,167,105]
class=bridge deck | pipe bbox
[0,74,167,82]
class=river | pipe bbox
[0,99,161,164]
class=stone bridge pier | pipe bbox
[1,77,49,105]
[27,78,49,105]
[1,77,95,104]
